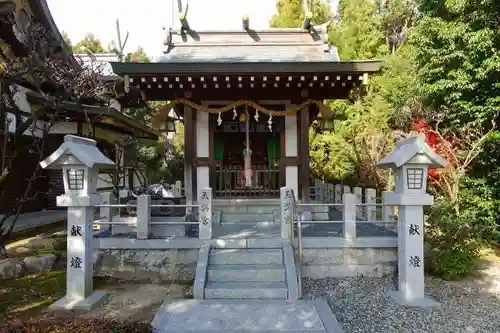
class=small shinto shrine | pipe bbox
[111,23,381,204]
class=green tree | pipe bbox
[411,0,500,126]
[270,0,332,28]
[329,0,387,60]
[125,46,149,63]
[61,30,72,50]
[123,100,184,185]
[379,0,418,54]
[73,33,106,54]
[310,0,421,186]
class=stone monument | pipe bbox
[40,135,115,310]
[377,135,447,308]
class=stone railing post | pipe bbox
[314,180,322,202]
[99,192,112,234]
[382,191,396,230]
[353,187,363,218]
[343,185,351,194]
[280,187,294,239]
[340,185,350,211]
[174,180,183,197]
[314,179,320,201]
[365,188,377,221]
[136,194,150,239]
[198,187,212,240]
[327,183,334,203]
[334,184,342,205]
[343,193,357,239]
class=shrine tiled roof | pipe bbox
[110,28,382,76]
[154,28,339,63]
[156,44,340,63]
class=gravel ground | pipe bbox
[303,262,500,333]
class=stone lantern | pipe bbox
[40,135,115,310]
[377,135,447,308]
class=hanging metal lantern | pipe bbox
[320,118,334,131]
[159,115,176,133]
[239,112,248,123]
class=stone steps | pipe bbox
[207,264,286,282]
[220,212,279,224]
[204,281,288,299]
[203,247,290,300]
[209,248,283,265]
[213,199,330,224]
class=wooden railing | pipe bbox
[215,165,280,197]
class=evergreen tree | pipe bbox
[125,46,149,62]
[412,0,500,126]
[270,0,332,28]
[60,30,72,50]
[73,33,106,54]
[329,0,387,60]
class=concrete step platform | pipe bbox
[209,248,283,265]
[152,298,343,333]
[221,212,279,224]
[208,264,286,282]
[204,281,288,299]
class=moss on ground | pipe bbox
[5,220,67,246]
[0,270,110,321]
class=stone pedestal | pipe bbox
[386,194,439,308]
[280,187,294,239]
[376,136,448,309]
[39,135,114,311]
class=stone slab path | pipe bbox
[151,298,342,333]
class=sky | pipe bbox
[47,0,339,57]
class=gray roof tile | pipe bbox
[156,45,340,63]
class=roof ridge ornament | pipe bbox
[302,11,313,30]
[242,15,250,30]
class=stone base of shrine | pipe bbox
[48,290,108,311]
[387,290,440,309]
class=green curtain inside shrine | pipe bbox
[214,135,224,160]
[267,135,281,168]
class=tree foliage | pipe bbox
[61,30,72,50]
[0,10,114,254]
[329,0,387,60]
[125,46,149,63]
[411,0,500,126]
[270,0,332,28]
[73,33,106,54]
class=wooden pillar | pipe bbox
[284,108,299,197]
[209,114,216,191]
[299,105,310,202]
[184,106,195,208]
[195,109,210,200]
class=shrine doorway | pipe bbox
[212,110,283,197]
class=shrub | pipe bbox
[1,314,153,333]
[425,199,483,280]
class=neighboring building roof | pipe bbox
[73,53,120,78]
[28,0,77,67]
[26,91,160,141]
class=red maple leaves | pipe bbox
[412,119,444,181]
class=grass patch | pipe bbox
[0,270,111,322]
[5,220,66,246]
